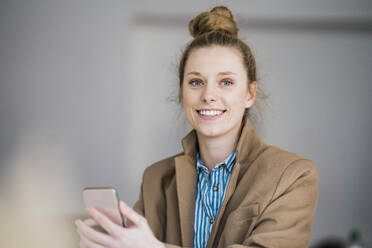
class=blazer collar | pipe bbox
[181,120,266,168]
[235,120,267,169]
[176,120,267,246]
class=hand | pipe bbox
[75,201,165,248]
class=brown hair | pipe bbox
[178,6,266,121]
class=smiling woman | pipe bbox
[181,46,256,165]
[75,5,318,248]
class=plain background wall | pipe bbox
[0,0,371,247]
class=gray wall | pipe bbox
[1,0,371,247]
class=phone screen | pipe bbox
[83,187,124,227]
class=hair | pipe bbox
[178,6,267,122]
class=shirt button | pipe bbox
[213,186,218,191]
[210,218,214,224]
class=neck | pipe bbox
[197,123,243,171]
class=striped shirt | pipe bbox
[193,149,237,248]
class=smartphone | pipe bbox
[83,187,125,227]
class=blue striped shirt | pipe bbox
[193,149,237,248]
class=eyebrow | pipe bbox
[185,71,237,76]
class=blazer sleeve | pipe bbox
[132,182,145,215]
[126,181,145,228]
[132,180,184,248]
[228,159,319,248]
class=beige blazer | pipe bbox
[133,121,318,248]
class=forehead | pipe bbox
[185,46,246,75]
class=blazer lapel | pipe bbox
[206,162,241,248]
[175,129,198,247]
[175,155,197,247]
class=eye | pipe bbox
[189,79,203,86]
[221,80,233,86]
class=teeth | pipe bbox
[199,110,223,116]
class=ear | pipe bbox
[244,81,257,108]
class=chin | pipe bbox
[194,119,243,139]
[196,126,227,138]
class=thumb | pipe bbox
[119,201,144,227]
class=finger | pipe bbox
[75,219,113,246]
[119,201,145,227]
[78,228,105,248]
[83,218,99,227]
[86,207,123,237]
[76,218,98,228]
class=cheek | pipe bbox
[181,95,189,111]
[181,95,194,117]
[180,90,188,108]
[225,93,248,110]
[182,90,197,107]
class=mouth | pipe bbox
[196,109,226,120]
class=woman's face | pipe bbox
[181,46,256,139]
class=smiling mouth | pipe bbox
[196,109,226,118]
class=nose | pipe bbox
[200,83,217,103]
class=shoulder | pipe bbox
[256,145,317,176]
[240,145,318,200]
[255,145,318,197]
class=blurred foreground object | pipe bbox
[311,236,346,248]
[0,132,81,247]
[347,229,365,248]
[311,229,368,248]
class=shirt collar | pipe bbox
[196,149,236,174]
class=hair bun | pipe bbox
[188,6,238,38]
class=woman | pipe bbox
[75,6,318,248]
